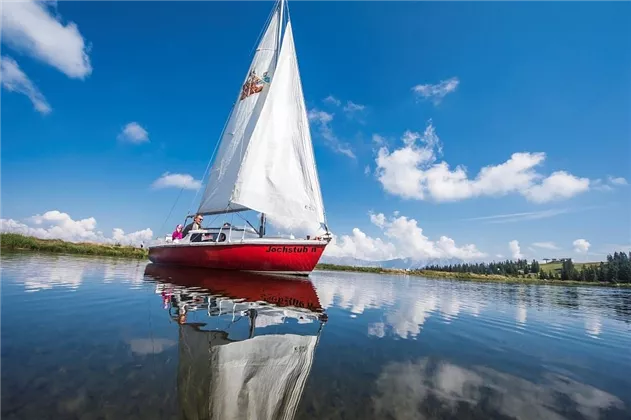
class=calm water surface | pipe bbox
[2,253,631,420]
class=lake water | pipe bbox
[2,253,630,420]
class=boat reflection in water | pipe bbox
[144,264,327,420]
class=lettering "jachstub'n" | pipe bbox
[265,246,317,253]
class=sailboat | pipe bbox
[148,0,330,276]
[144,264,326,419]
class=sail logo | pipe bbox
[240,70,270,100]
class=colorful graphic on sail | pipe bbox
[240,70,271,100]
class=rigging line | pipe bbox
[248,0,279,57]
[158,186,185,237]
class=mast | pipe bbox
[258,0,284,238]
[258,213,266,238]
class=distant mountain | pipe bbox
[320,255,475,270]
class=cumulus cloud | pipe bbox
[1,0,92,79]
[0,210,153,245]
[412,77,459,104]
[376,121,591,204]
[322,95,341,106]
[343,100,365,114]
[1,56,51,114]
[573,239,591,254]
[372,134,386,146]
[509,240,523,259]
[151,172,202,190]
[532,241,559,250]
[324,212,486,262]
[593,176,628,191]
[118,122,149,144]
[608,176,628,186]
[307,108,355,159]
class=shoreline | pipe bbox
[2,234,628,288]
[315,264,631,288]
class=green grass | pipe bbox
[540,261,600,273]
[0,233,148,259]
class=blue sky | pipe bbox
[2,1,630,262]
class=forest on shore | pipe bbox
[424,252,631,284]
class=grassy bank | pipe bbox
[0,233,148,259]
[316,263,631,287]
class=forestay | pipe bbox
[197,2,326,227]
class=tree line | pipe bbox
[423,251,631,284]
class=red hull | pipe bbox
[148,241,327,275]
[144,263,323,313]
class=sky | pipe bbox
[1,0,630,263]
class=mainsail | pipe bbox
[197,0,325,226]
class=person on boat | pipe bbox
[172,224,183,241]
[182,214,203,237]
[182,214,204,242]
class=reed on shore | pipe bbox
[0,233,148,259]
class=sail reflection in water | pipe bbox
[144,264,327,420]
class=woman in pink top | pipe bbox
[172,224,183,240]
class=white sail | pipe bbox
[209,334,317,420]
[197,5,281,215]
[231,21,326,225]
[178,327,317,420]
[197,2,326,227]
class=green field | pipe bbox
[539,261,600,274]
[0,233,148,259]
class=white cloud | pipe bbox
[308,108,355,159]
[464,208,571,224]
[376,121,590,203]
[1,210,153,245]
[412,76,459,104]
[589,176,627,192]
[151,172,202,190]
[532,242,559,250]
[118,122,149,144]
[324,212,485,262]
[1,0,92,79]
[326,228,398,262]
[372,134,386,146]
[112,228,154,246]
[522,171,590,203]
[509,240,524,259]
[364,165,371,176]
[343,100,365,114]
[369,212,386,228]
[1,56,51,114]
[573,239,591,254]
[323,95,341,106]
[608,176,627,186]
